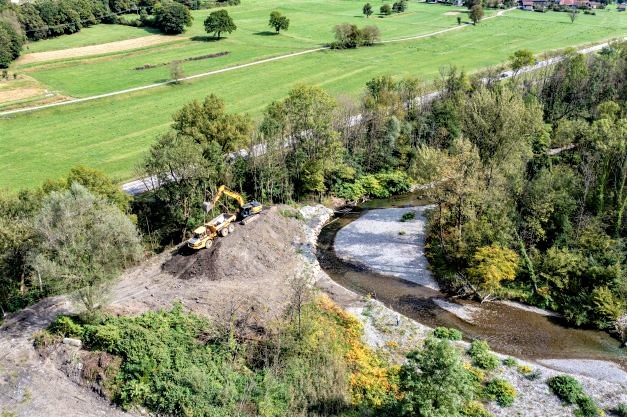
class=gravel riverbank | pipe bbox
[300,205,627,416]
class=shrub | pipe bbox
[400,211,416,222]
[613,403,627,417]
[485,378,516,407]
[50,316,84,338]
[547,375,584,404]
[380,3,392,15]
[468,340,500,371]
[279,208,304,221]
[575,395,602,417]
[433,326,463,341]
[462,401,493,417]
[32,329,60,349]
[502,357,517,367]
[392,0,407,12]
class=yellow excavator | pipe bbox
[205,185,263,220]
[187,186,262,250]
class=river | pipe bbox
[316,193,627,371]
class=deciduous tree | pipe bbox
[362,2,373,17]
[268,10,289,33]
[204,9,236,39]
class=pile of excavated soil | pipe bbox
[110,206,305,323]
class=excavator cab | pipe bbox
[240,200,262,219]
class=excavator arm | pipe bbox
[205,185,245,211]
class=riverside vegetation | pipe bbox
[0,39,624,417]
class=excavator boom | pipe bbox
[204,185,245,211]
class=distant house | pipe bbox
[521,0,534,10]
[559,0,575,6]
[618,3,626,11]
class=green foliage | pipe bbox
[462,401,493,417]
[50,315,84,337]
[30,184,143,312]
[32,329,61,348]
[400,211,416,222]
[509,49,535,73]
[268,10,289,33]
[467,245,519,298]
[333,171,412,201]
[468,340,500,371]
[204,9,236,38]
[433,327,463,341]
[392,0,407,13]
[154,1,193,34]
[574,395,603,417]
[332,23,380,48]
[380,3,392,15]
[547,375,584,405]
[613,403,627,417]
[485,378,516,407]
[279,208,303,221]
[502,357,517,367]
[362,2,373,17]
[0,19,23,68]
[399,337,475,416]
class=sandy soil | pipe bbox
[17,35,182,65]
[334,206,440,290]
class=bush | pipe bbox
[279,208,304,221]
[468,340,500,371]
[485,378,516,407]
[502,357,517,367]
[547,375,584,404]
[400,211,416,222]
[392,0,407,12]
[32,329,60,349]
[50,315,84,338]
[380,3,392,15]
[575,395,602,417]
[462,401,493,417]
[433,326,463,341]
[0,21,23,69]
[613,403,627,417]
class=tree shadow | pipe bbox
[190,35,221,42]
[253,31,277,36]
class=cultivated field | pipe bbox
[0,0,625,189]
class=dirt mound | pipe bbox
[163,207,303,282]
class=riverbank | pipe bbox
[299,204,627,416]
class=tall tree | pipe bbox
[204,9,236,39]
[154,1,192,34]
[30,184,142,312]
[362,2,373,17]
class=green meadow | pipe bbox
[1,0,625,190]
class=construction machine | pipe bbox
[187,213,236,250]
[187,186,262,250]
[204,185,263,221]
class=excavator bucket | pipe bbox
[202,201,214,213]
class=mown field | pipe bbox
[0,0,625,190]
[23,24,162,54]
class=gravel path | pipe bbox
[334,206,440,290]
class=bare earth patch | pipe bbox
[17,35,183,65]
[0,87,45,104]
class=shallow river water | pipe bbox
[316,193,626,370]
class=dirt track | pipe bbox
[17,35,183,65]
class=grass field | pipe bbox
[1,0,625,190]
[23,24,161,54]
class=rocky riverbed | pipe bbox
[300,204,627,416]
